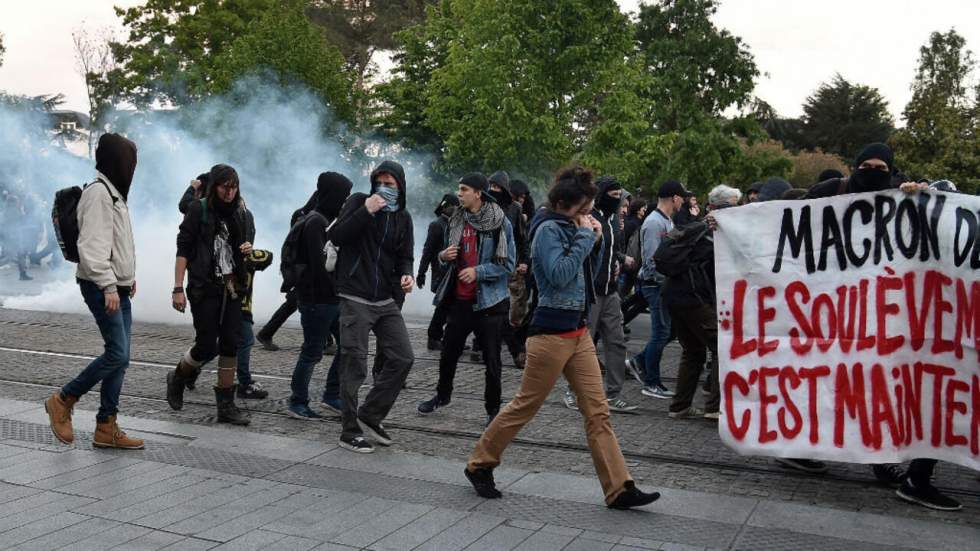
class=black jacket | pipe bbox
[590,179,625,297]
[328,161,414,303]
[662,222,715,309]
[673,207,698,226]
[295,212,339,304]
[176,198,251,291]
[419,215,450,293]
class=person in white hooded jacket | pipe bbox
[45,133,144,450]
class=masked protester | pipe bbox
[805,143,897,198]
[418,194,460,350]
[284,172,353,420]
[487,171,530,369]
[328,160,415,453]
[168,164,252,426]
[465,164,660,510]
[563,176,636,413]
[417,173,517,427]
[45,133,143,449]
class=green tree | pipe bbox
[109,0,276,107]
[801,74,893,162]
[210,2,355,123]
[750,98,811,152]
[891,29,980,191]
[633,0,758,132]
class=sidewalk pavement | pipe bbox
[0,398,976,551]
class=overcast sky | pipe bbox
[2,0,978,122]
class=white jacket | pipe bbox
[75,173,136,293]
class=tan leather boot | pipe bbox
[44,392,77,444]
[93,416,145,449]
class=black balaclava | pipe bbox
[488,170,513,207]
[850,143,895,193]
[208,164,240,219]
[315,172,353,219]
[435,193,460,217]
[95,133,137,201]
[595,176,622,215]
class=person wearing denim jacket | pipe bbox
[419,173,516,426]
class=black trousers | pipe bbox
[437,298,508,414]
[258,288,297,340]
[906,459,937,486]
[427,300,450,342]
[188,285,243,361]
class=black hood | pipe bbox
[757,177,791,202]
[95,133,137,201]
[370,160,407,210]
[488,170,513,207]
[594,176,622,216]
[435,193,460,217]
[316,172,353,219]
[509,179,529,197]
[854,143,894,171]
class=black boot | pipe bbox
[214,386,251,426]
[166,366,188,411]
[184,365,202,391]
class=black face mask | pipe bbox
[489,189,510,206]
[849,167,892,193]
[442,205,457,219]
[597,193,620,215]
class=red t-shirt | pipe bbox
[455,223,478,300]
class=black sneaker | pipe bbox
[608,481,660,510]
[872,464,906,487]
[775,458,829,474]
[339,435,374,454]
[256,335,280,351]
[417,395,449,415]
[485,410,498,428]
[897,479,962,511]
[427,338,442,351]
[464,467,502,499]
[237,382,269,400]
[358,416,392,446]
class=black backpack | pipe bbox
[653,222,709,277]
[51,180,116,263]
[279,211,320,293]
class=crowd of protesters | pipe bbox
[40,133,969,512]
[0,182,61,280]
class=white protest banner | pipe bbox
[712,189,980,471]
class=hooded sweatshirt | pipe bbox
[591,176,624,296]
[296,172,353,304]
[328,160,414,304]
[489,171,528,265]
[76,133,137,294]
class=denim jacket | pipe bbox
[433,218,516,311]
[530,218,602,311]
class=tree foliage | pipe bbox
[210,1,355,123]
[787,149,849,188]
[891,29,980,191]
[801,74,893,162]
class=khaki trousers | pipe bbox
[467,332,632,504]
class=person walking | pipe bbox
[45,133,144,449]
[417,194,460,350]
[464,164,660,510]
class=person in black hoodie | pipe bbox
[417,194,460,350]
[488,170,530,368]
[168,164,251,426]
[284,172,353,420]
[805,143,897,198]
[564,176,636,413]
[328,160,415,453]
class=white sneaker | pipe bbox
[562,390,579,411]
[607,397,639,413]
[641,384,674,399]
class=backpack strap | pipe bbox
[84,180,118,204]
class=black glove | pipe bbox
[416,272,426,289]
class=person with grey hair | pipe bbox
[707,184,741,208]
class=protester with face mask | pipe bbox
[328,160,415,453]
[45,133,143,449]
[488,170,530,369]
[418,194,460,350]
[465,164,660,510]
[805,143,897,198]
[168,164,253,426]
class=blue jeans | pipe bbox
[63,280,132,421]
[289,302,339,406]
[237,320,255,386]
[634,284,671,387]
[322,319,341,402]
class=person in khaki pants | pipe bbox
[464,164,660,510]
